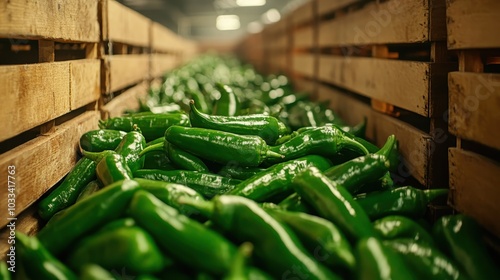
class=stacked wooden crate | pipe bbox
[235,32,265,73]
[263,18,290,75]
[150,22,183,81]
[0,0,101,249]
[446,0,500,237]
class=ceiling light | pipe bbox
[236,0,266,7]
[262,8,281,24]
[247,21,263,33]
[216,15,241,31]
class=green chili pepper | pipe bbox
[212,83,240,116]
[135,178,205,216]
[432,214,500,279]
[323,135,396,194]
[37,180,140,256]
[373,215,434,245]
[75,180,102,203]
[143,150,176,170]
[291,167,376,242]
[218,164,266,180]
[83,151,133,186]
[79,129,127,152]
[161,126,284,167]
[38,157,97,220]
[0,261,10,280]
[223,242,253,280]
[166,141,210,172]
[277,193,315,213]
[79,264,115,280]
[96,217,137,233]
[355,186,448,220]
[115,129,146,172]
[179,195,341,280]
[17,232,78,280]
[356,237,416,280]
[190,99,287,145]
[134,169,240,198]
[189,89,211,114]
[267,208,355,271]
[384,239,469,280]
[146,137,165,147]
[67,226,166,274]
[128,191,238,275]
[267,126,369,164]
[227,155,332,202]
[339,118,366,138]
[99,112,190,141]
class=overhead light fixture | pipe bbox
[247,21,263,33]
[216,15,241,31]
[261,8,281,24]
[236,0,266,7]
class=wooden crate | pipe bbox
[235,32,265,73]
[263,18,290,74]
[446,0,500,236]
[101,81,150,119]
[150,22,183,78]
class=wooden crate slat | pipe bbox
[0,111,100,229]
[293,27,314,49]
[449,72,500,150]
[103,0,150,47]
[0,0,99,42]
[449,148,500,236]
[70,59,100,110]
[151,22,182,53]
[294,77,316,96]
[151,54,178,78]
[318,0,430,47]
[447,0,500,49]
[317,0,361,16]
[318,55,431,116]
[291,1,314,26]
[104,54,150,93]
[0,205,41,257]
[0,63,70,142]
[102,82,148,118]
[293,53,315,78]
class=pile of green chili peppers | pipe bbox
[10,55,498,280]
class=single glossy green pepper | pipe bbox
[166,141,209,172]
[355,186,448,220]
[373,215,434,245]
[212,83,240,116]
[79,264,115,280]
[267,208,355,272]
[67,226,165,274]
[291,167,376,242]
[356,237,416,280]
[96,217,137,233]
[37,180,140,256]
[17,232,78,280]
[190,99,287,145]
[227,155,332,202]
[115,129,146,172]
[384,239,469,280]
[84,151,133,186]
[99,112,190,141]
[38,157,97,220]
[162,126,284,167]
[432,214,500,280]
[79,129,127,152]
[75,180,102,203]
[179,195,341,280]
[128,191,238,276]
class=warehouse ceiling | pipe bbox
[118,0,308,43]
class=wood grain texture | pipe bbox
[102,82,149,119]
[0,0,99,42]
[0,111,100,229]
[102,0,150,47]
[151,54,178,78]
[103,54,150,93]
[0,205,41,260]
[0,62,70,142]
[293,27,314,49]
[447,0,500,49]
[151,22,183,53]
[317,0,361,16]
[318,0,429,47]
[292,53,315,78]
[449,148,500,237]
[70,59,100,110]
[449,72,500,150]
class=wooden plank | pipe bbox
[294,77,316,96]
[293,27,314,49]
[449,148,500,237]
[0,111,100,229]
[317,0,361,16]
[103,0,150,47]
[269,34,288,51]
[291,1,314,26]
[70,59,100,110]
[447,0,500,49]
[0,205,41,260]
[292,53,315,78]
[104,54,150,93]
[102,82,149,119]
[0,0,99,42]
[449,72,500,150]
[0,62,70,142]
[318,55,431,116]
[318,0,429,47]
[151,22,182,53]
[151,54,178,78]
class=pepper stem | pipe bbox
[341,136,370,155]
[82,150,114,162]
[424,189,449,203]
[177,197,215,218]
[264,150,285,159]
[139,142,165,157]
